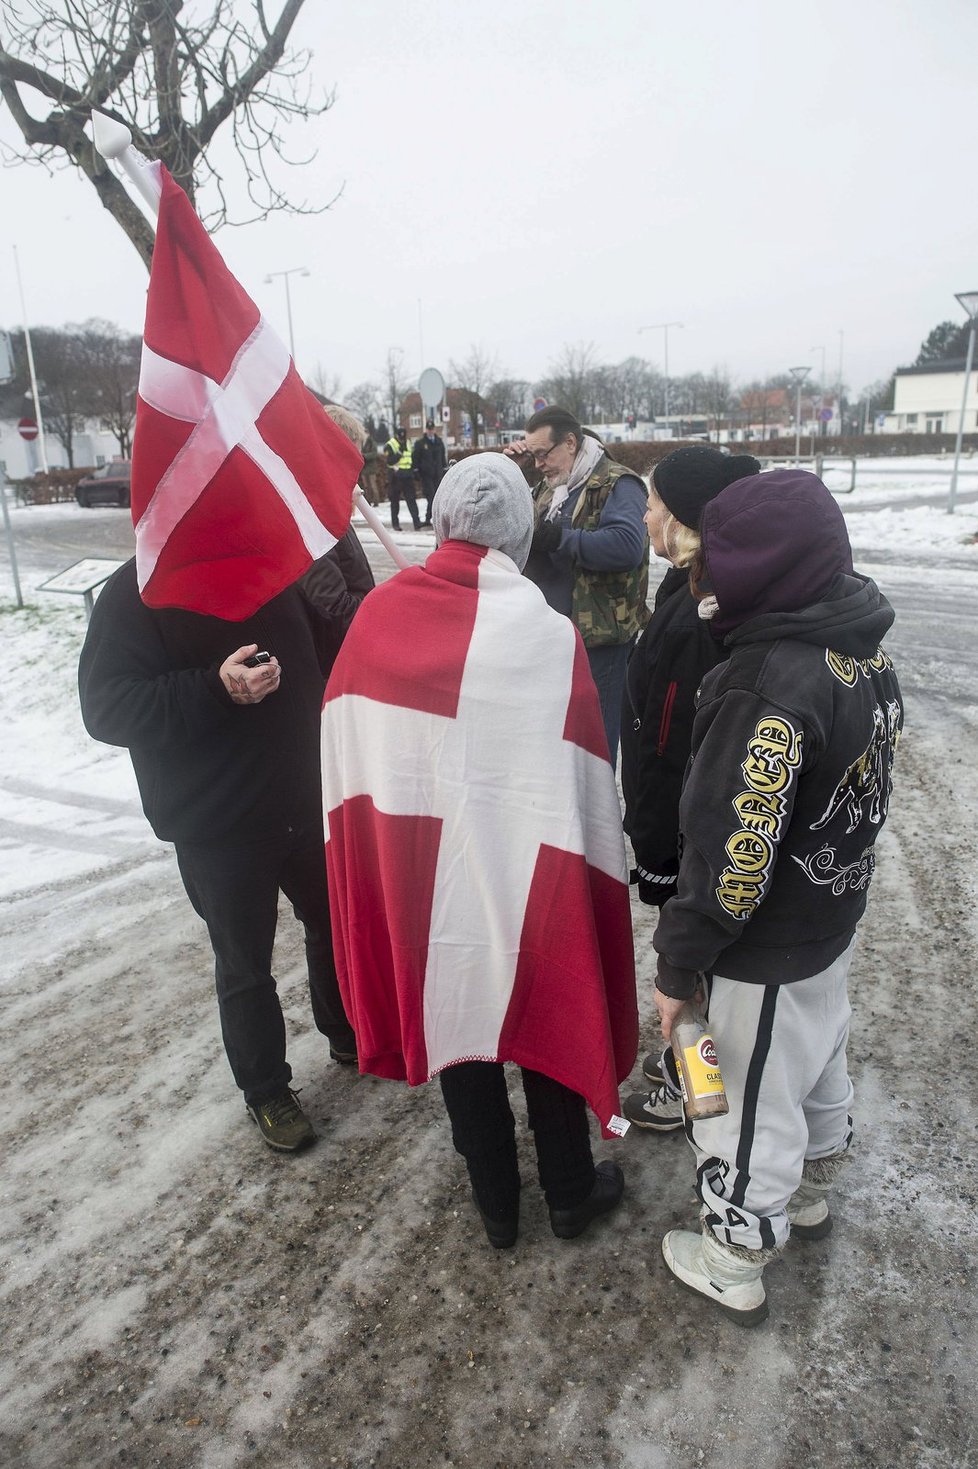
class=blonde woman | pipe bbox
[620,446,760,1131]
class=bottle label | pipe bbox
[679,1033,725,1099]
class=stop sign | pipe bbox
[18,417,38,441]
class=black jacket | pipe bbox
[78,557,365,845]
[412,433,446,485]
[620,567,726,904]
[654,574,904,997]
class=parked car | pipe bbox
[75,461,132,508]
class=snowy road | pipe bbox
[1,478,976,1469]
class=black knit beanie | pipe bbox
[652,446,762,529]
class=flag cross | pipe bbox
[134,318,334,591]
[323,552,624,1074]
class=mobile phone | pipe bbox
[243,650,272,667]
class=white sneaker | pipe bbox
[661,1229,769,1326]
[787,1180,832,1240]
[622,1082,684,1132]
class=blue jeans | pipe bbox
[586,639,634,769]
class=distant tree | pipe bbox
[309,365,343,403]
[344,380,383,439]
[80,320,142,457]
[487,377,532,430]
[915,320,971,365]
[536,342,598,424]
[383,348,411,434]
[0,1,335,269]
[449,344,499,447]
[29,327,92,466]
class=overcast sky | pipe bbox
[1,0,976,404]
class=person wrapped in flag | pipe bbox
[321,453,639,1247]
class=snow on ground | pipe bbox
[1,458,977,1468]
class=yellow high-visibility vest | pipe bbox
[387,437,413,471]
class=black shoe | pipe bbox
[247,1089,315,1153]
[329,1041,358,1066]
[391,523,402,532]
[549,1161,624,1240]
[412,521,422,531]
[473,1194,519,1249]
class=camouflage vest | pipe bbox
[533,456,650,648]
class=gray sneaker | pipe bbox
[247,1089,316,1152]
[642,1051,666,1085]
[622,1082,684,1132]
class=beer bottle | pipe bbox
[672,1002,728,1120]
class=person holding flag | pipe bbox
[78,160,367,1152]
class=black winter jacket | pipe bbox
[654,574,904,997]
[620,566,726,904]
[78,556,364,845]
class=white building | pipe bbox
[0,416,121,480]
[883,359,978,435]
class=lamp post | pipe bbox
[639,321,683,436]
[264,266,310,364]
[12,245,49,473]
[948,291,978,514]
[809,343,826,436]
[788,366,811,464]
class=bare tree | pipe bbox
[382,348,411,433]
[30,326,91,466]
[308,364,343,403]
[80,320,142,456]
[0,1,335,268]
[536,342,597,424]
[449,345,499,447]
[486,377,532,431]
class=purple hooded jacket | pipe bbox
[653,469,903,996]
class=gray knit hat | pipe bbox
[433,453,534,569]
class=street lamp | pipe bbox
[639,321,683,435]
[788,366,811,464]
[809,344,826,436]
[264,266,310,364]
[948,290,978,514]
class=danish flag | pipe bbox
[131,165,362,618]
[321,541,638,1135]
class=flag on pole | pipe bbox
[131,165,362,619]
[320,540,638,1137]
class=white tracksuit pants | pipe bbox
[689,938,856,1252]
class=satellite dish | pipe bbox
[418,367,445,413]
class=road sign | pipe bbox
[18,417,38,440]
[819,407,833,422]
[533,397,547,412]
[418,367,445,415]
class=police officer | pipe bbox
[385,426,422,532]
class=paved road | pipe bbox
[2,501,976,1468]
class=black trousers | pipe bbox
[439,1061,595,1217]
[389,471,420,530]
[175,824,355,1106]
[419,474,440,524]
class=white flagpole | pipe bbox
[355,491,411,569]
[90,112,408,573]
[91,112,161,213]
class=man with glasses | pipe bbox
[505,406,649,765]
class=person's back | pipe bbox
[320,453,638,1247]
